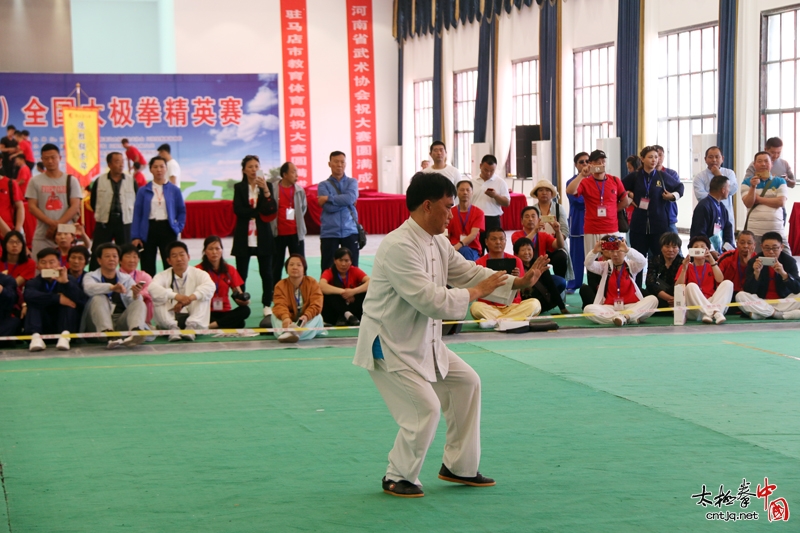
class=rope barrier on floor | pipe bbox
[0,296,798,343]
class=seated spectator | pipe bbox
[82,242,148,349]
[690,174,733,252]
[271,254,324,343]
[675,235,734,324]
[584,236,658,327]
[118,244,154,324]
[513,237,568,315]
[24,248,84,351]
[735,232,800,320]
[446,180,484,261]
[718,230,757,296]
[66,245,89,283]
[149,241,216,342]
[320,247,370,326]
[2,230,36,288]
[511,206,570,278]
[196,236,252,329]
[470,228,545,324]
[0,271,20,342]
[741,151,789,253]
[645,232,683,309]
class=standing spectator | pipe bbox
[718,230,757,296]
[0,125,18,178]
[118,243,154,324]
[13,154,32,193]
[744,137,795,188]
[25,144,82,257]
[14,130,34,170]
[645,232,683,309]
[0,168,24,238]
[197,235,251,330]
[89,152,138,269]
[654,145,681,233]
[693,146,738,225]
[121,139,147,174]
[735,232,800,320]
[566,153,589,293]
[471,155,510,253]
[317,151,360,272]
[270,161,307,288]
[625,155,641,174]
[232,155,277,317]
[81,242,148,349]
[421,141,462,183]
[420,160,430,170]
[25,248,84,352]
[623,145,683,285]
[131,156,186,275]
[690,175,734,252]
[157,143,181,186]
[565,150,629,257]
[271,254,324,343]
[446,180,484,261]
[675,235,733,324]
[132,162,147,188]
[148,241,215,342]
[319,247,370,326]
[741,151,789,253]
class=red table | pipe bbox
[789,202,800,253]
[83,193,527,239]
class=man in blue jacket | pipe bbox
[317,151,360,271]
[690,175,734,252]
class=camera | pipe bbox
[688,248,706,257]
[601,240,620,251]
[233,291,251,303]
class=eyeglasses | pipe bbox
[577,159,589,164]
[762,245,782,252]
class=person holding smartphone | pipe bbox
[470,154,510,254]
[735,232,800,320]
[674,235,733,325]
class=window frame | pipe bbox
[413,78,434,170]
[453,68,479,175]
[508,56,541,176]
[573,42,616,158]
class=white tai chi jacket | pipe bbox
[353,217,517,381]
[148,267,215,307]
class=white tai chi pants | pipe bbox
[735,291,800,319]
[684,280,734,321]
[369,352,481,487]
[154,298,211,330]
[584,295,659,325]
[84,295,147,332]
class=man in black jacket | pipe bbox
[0,272,20,344]
[735,231,800,319]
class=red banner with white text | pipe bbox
[280,0,313,187]
[346,0,377,190]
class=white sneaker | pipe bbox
[612,315,627,327]
[713,312,726,325]
[56,331,71,351]
[106,339,124,350]
[278,330,299,343]
[263,306,273,317]
[180,333,196,342]
[478,320,497,329]
[781,309,800,320]
[168,328,182,342]
[122,331,145,347]
[29,333,45,352]
[701,314,714,324]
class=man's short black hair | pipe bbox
[480,154,497,166]
[520,205,539,220]
[67,245,91,262]
[761,231,783,245]
[405,172,456,211]
[41,143,60,155]
[653,144,664,153]
[329,151,346,160]
[705,146,722,157]
[573,152,589,164]
[37,247,60,261]
[166,241,188,256]
[709,175,729,193]
[429,140,446,153]
[456,179,473,190]
[6,125,16,132]
[95,242,121,259]
[106,151,122,165]
[485,227,505,239]
[121,138,130,144]
[754,151,770,163]
[157,143,171,153]
[765,137,783,149]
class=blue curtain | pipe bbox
[473,19,493,143]
[539,0,557,184]
[717,0,737,164]
[616,0,641,167]
[433,31,443,141]
[397,43,404,145]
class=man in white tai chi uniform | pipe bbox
[353,172,548,498]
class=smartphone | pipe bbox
[41,268,59,278]
[760,257,776,266]
[136,281,146,287]
[541,215,556,224]
[593,165,604,174]
[57,223,76,234]
[688,248,706,257]
[722,242,735,252]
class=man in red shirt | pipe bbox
[735,232,800,319]
[0,171,24,238]
[718,230,756,295]
[14,130,35,170]
[447,180,484,261]
[511,206,569,278]
[583,235,658,326]
[565,150,629,258]
[469,227,547,324]
[121,139,146,173]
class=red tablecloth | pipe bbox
[83,193,527,239]
[789,202,800,253]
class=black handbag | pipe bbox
[328,178,366,250]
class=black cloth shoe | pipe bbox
[335,317,347,327]
[346,314,360,326]
[438,464,495,487]
[382,477,424,498]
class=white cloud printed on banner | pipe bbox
[210,82,279,146]
[246,85,279,113]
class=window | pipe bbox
[657,24,719,182]
[573,44,616,157]
[761,6,800,168]
[509,58,540,176]
[413,79,433,169]
[453,69,478,175]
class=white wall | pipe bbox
[174,0,396,187]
